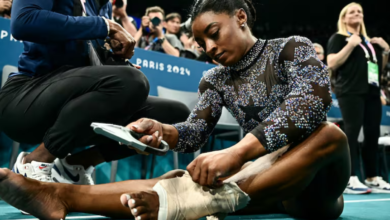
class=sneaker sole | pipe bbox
[344,188,372,194]
[21,210,30,215]
[370,188,390,194]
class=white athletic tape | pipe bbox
[153,182,168,220]
[224,145,290,184]
[206,213,228,220]
[14,216,106,220]
[153,172,250,220]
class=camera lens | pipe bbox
[115,0,124,8]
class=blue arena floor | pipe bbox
[1,194,389,220]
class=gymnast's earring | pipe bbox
[241,23,246,28]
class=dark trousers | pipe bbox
[0,66,190,161]
[338,93,381,177]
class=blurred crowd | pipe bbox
[1,0,389,88]
[109,0,213,63]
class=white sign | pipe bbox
[0,30,22,43]
[136,58,191,76]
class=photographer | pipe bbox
[0,0,11,18]
[134,6,183,57]
[165,13,199,60]
[111,0,137,36]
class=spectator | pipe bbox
[313,43,325,61]
[111,0,137,36]
[380,63,390,105]
[164,12,197,59]
[180,35,202,60]
[327,2,390,194]
[134,6,183,57]
[0,0,11,18]
[164,13,181,35]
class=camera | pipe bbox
[180,18,192,35]
[144,17,162,34]
[150,17,161,27]
[113,0,124,8]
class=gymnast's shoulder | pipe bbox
[198,65,228,91]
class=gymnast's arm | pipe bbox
[231,37,332,162]
[127,77,222,152]
[10,0,109,43]
[166,78,223,153]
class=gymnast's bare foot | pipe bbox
[0,168,67,220]
[120,191,159,220]
[118,169,186,220]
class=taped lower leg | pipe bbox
[223,145,290,184]
[152,172,250,220]
[206,213,228,220]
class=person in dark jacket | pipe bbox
[0,0,190,185]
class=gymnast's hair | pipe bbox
[190,0,257,29]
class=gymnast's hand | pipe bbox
[126,118,163,155]
[106,18,136,59]
[187,148,245,188]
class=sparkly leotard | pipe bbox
[173,36,332,153]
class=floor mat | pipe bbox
[1,194,389,220]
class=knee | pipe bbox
[112,67,150,100]
[106,66,149,101]
[318,122,348,152]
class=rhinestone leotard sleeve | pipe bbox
[250,37,332,152]
[173,77,224,153]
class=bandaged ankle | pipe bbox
[152,172,250,220]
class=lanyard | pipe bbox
[348,32,377,63]
[79,0,87,16]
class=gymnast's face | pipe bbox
[192,10,250,66]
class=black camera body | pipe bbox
[150,17,161,27]
[114,0,124,8]
[180,18,192,35]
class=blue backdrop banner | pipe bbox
[129,48,214,95]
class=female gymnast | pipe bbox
[0,0,350,219]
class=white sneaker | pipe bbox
[12,152,54,215]
[12,152,54,182]
[344,176,372,194]
[51,156,95,185]
[365,177,390,193]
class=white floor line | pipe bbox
[12,216,106,220]
[8,199,390,220]
[345,198,390,203]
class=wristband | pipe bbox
[102,17,110,36]
[158,37,166,44]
